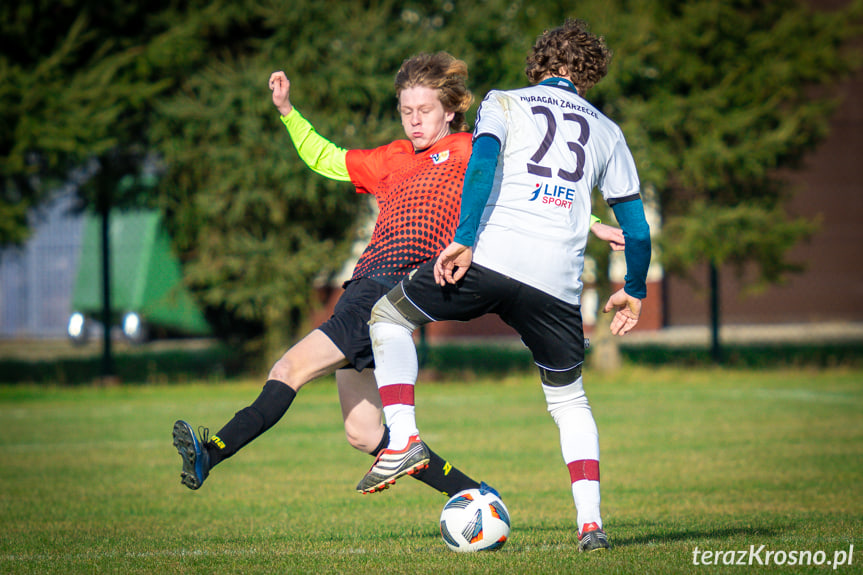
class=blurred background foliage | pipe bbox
[2,0,861,362]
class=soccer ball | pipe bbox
[440,488,510,552]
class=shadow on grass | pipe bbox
[517,519,783,549]
[611,525,781,547]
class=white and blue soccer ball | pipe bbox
[440,488,511,552]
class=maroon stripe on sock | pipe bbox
[379,384,415,407]
[567,459,600,482]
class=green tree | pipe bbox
[589,0,862,360]
[0,1,208,242]
[0,0,269,240]
[1,0,262,374]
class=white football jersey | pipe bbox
[471,79,641,304]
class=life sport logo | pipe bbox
[529,181,575,209]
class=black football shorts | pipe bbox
[397,261,585,371]
[318,278,390,371]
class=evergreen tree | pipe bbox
[0,0,265,371]
[590,0,862,359]
[0,0,207,244]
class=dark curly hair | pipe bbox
[525,19,612,95]
[394,52,474,132]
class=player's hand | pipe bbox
[603,288,642,336]
[269,71,293,116]
[590,222,625,251]
[434,242,473,286]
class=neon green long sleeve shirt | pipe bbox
[280,108,351,182]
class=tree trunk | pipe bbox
[99,190,115,380]
[710,262,722,364]
[588,307,623,373]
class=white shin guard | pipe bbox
[542,377,599,462]
[368,297,421,449]
[369,320,418,389]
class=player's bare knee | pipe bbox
[343,429,366,452]
[343,421,381,453]
[268,356,304,391]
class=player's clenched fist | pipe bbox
[269,71,293,116]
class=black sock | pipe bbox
[413,447,479,497]
[370,426,390,457]
[206,379,296,468]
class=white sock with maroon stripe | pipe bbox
[370,321,420,450]
[570,463,602,533]
[380,386,418,450]
[542,378,602,531]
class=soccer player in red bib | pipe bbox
[172,52,493,498]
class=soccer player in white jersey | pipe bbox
[355,19,651,553]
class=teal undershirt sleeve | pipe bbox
[280,109,350,182]
[453,135,501,247]
[610,198,651,299]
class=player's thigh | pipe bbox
[268,329,349,389]
[400,262,511,322]
[505,286,585,370]
[336,368,384,453]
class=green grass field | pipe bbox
[1,366,861,574]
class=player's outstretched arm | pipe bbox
[590,221,625,251]
[434,242,473,286]
[269,71,293,116]
[603,288,642,336]
[270,72,351,182]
